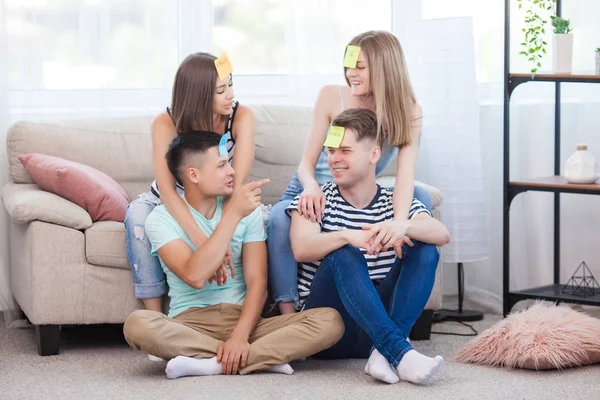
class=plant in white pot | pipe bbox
[518,0,555,76]
[551,16,573,73]
[596,48,600,75]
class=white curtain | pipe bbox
[414,17,488,264]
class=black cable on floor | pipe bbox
[431,320,479,337]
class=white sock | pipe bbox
[364,349,399,384]
[148,354,165,362]
[265,363,294,375]
[165,356,223,379]
[396,350,443,384]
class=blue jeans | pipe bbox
[266,173,432,308]
[303,242,439,367]
[124,192,168,299]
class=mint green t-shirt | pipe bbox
[144,195,267,318]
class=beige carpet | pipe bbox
[1,304,599,400]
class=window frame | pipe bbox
[6,0,408,117]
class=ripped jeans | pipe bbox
[124,191,168,299]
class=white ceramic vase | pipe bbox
[564,144,599,184]
[596,51,600,75]
[553,33,574,74]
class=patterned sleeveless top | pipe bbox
[150,100,239,197]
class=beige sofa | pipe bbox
[1,104,443,355]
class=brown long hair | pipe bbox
[344,31,418,147]
[170,52,225,133]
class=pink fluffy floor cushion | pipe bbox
[456,302,600,370]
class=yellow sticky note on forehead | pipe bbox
[343,45,361,68]
[323,126,345,148]
[214,52,233,80]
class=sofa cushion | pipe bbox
[7,118,154,186]
[249,104,312,205]
[85,221,129,269]
[18,153,130,222]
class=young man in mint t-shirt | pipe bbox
[123,132,343,379]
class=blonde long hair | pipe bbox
[344,30,417,147]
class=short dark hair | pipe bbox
[330,108,379,145]
[166,131,222,185]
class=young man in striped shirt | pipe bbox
[287,108,450,385]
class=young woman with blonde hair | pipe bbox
[267,30,431,314]
[125,52,255,313]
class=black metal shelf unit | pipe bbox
[503,0,600,316]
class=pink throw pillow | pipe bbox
[456,302,600,370]
[18,153,130,222]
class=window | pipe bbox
[6,0,178,90]
[7,0,392,89]
[213,0,391,76]
[212,0,288,75]
[422,0,600,84]
[4,0,394,116]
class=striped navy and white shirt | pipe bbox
[150,100,239,198]
[286,182,431,307]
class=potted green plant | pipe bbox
[551,16,573,73]
[517,0,556,75]
[596,48,600,75]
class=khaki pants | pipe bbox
[123,303,344,375]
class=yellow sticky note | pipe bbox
[323,126,345,148]
[214,52,233,80]
[343,45,361,68]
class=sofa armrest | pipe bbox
[2,183,93,230]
